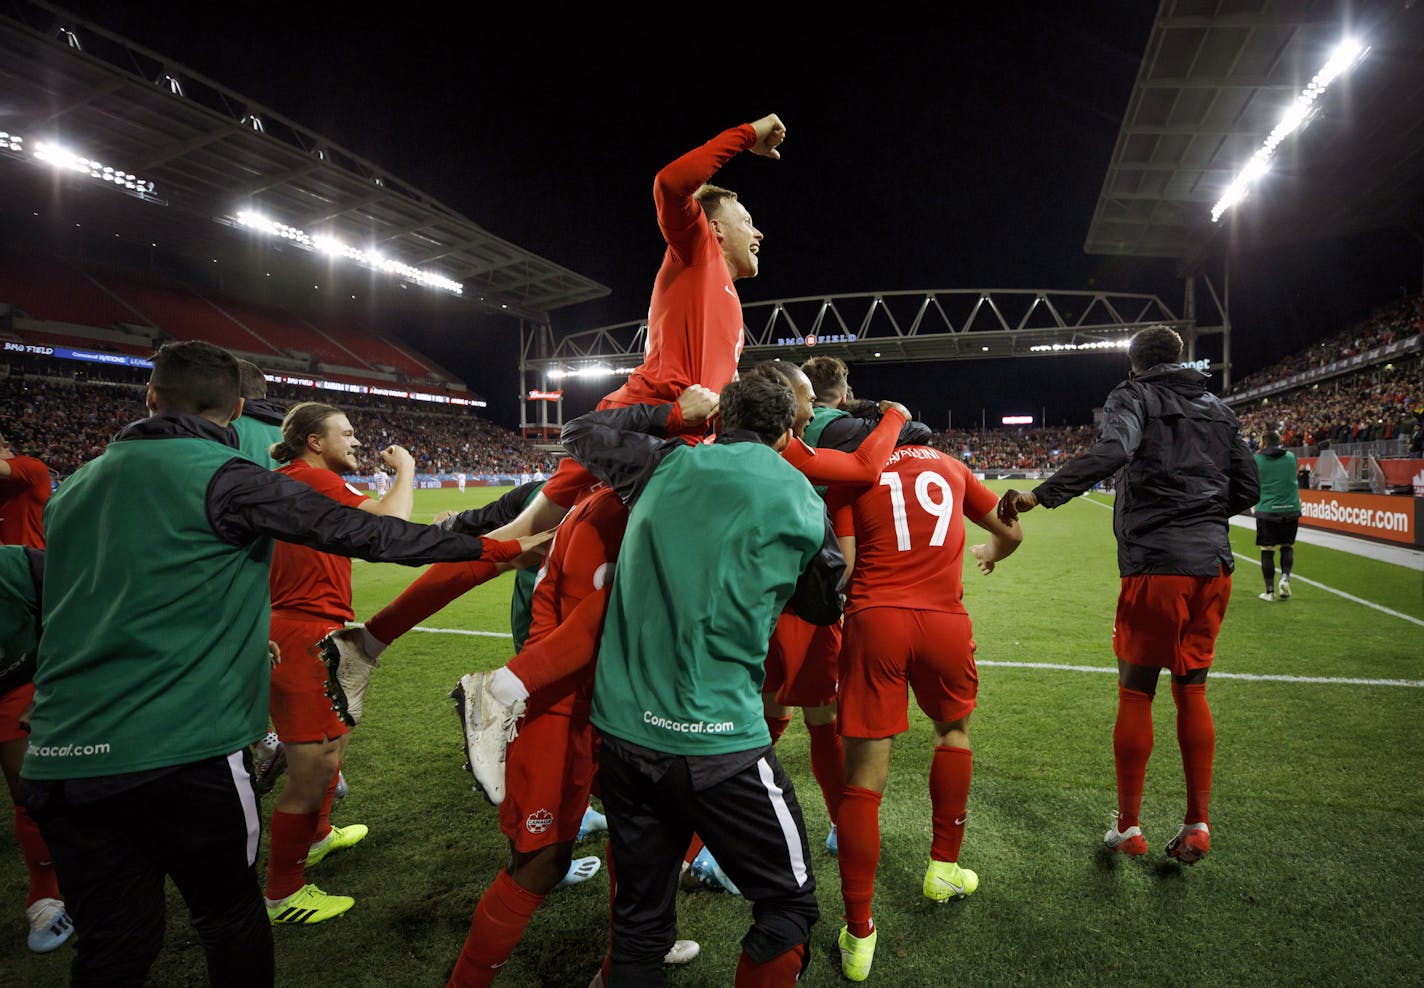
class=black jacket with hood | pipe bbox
[1032,364,1260,577]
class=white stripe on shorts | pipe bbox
[226,751,261,866]
[756,757,809,887]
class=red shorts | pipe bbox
[268,614,350,743]
[499,694,595,852]
[762,612,841,708]
[1113,568,1232,677]
[838,607,977,738]
[0,682,35,743]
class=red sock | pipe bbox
[765,715,792,744]
[929,746,972,862]
[313,767,341,844]
[838,785,882,939]
[265,810,318,901]
[807,721,844,823]
[734,943,806,987]
[13,803,60,905]
[447,869,546,988]
[1113,686,1155,829]
[1171,681,1215,826]
[683,834,703,866]
[366,559,498,644]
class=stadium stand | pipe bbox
[0,354,554,480]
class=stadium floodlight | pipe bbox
[234,210,464,295]
[1029,339,1132,353]
[6,136,159,200]
[1211,37,1368,223]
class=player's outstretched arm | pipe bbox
[655,116,784,255]
[969,508,1023,575]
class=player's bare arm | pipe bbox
[749,113,787,159]
[361,444,416,520]
[969,509,1023,575]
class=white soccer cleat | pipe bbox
[553,856,601,890]
[450,671,525,805]
[320,628,380,727]
[1258,591,1275,602]
[1277,577,1292,600]
[26,898,74,953]
[664,939,700,965]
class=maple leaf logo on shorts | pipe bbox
[525,809,554,834]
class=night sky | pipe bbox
[48,3,1424,429]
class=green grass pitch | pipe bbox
[4,484,1422,986]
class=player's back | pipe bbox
[525,486,627,650]
[836,446,996,616]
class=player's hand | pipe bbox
[878,399,910,420]
[677,385,720,426]
[997,489,1038,524]
[268,640,281,667]
[380,444,415,473]
[969,544,995,575]
[749,114,787,159]
[513,528,557,566]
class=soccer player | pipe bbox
[230,358,285,468]
[828,438,1022,981]
[999,325,1258,866]
[733,362,918,863]
[0,545,74,954]
[0,434,69,952]
[564,376,844,987]
[0,430,50,549]
[20,341,531,986]
[261,401,419,925]
[1253,430,1302,601]
[322,111,789,708]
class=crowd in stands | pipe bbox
[0,356,557,478]
[927,425,1097,471]
[1235,356,1424,454]
[1229,294,1423,395]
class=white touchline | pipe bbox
[1075,494,1424,629]
[345,622,511,639]
[379,625,1424,689]
[975,660,1423,688]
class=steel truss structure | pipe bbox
[518,287,1231,434]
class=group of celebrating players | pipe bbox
[2,112,1259,986]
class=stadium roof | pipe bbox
[1085,0,1424,271]
[0,0,609,320]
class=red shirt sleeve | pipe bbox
[654,124,756,263]
[958,461,999,523]
[825,485,860,538]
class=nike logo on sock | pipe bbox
[954,816,966,826]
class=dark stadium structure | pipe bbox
[0,0,607,435]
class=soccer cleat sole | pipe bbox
[449,680,498,806]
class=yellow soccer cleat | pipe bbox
[838,925,878,982]
[267,884,354,925]
[307,823,368,867]
[923,859,979,902]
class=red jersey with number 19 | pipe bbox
[269,459,369,621]
[829,446,998,616]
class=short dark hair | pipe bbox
[1128,325,1183,374]
[236,358,268,400]
[801,356,849,404]
[149,341,240,417]
[743,360,794,391]
[719,376,795,446]
[1264,430,1282,447]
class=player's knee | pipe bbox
[744,892,819,964]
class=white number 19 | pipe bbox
[877,470,954,551]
